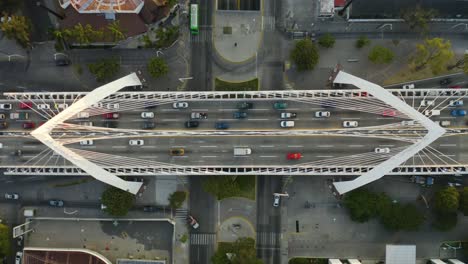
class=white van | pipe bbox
[424,110,440,116]
[402,84,415,89]
[234,147,251,156]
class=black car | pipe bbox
[49,200,64,207]
[185,121,199,128]
[103,121,118,128]
[55,58,71,66]
[440,78,452,85]
[143,206,155,212]
[142,122,155,129]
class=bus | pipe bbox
[190,4,199,35]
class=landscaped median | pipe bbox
[202,175,256,200]
[215,78,259,91]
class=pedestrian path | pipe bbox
[175,208,188,219]
[190,233,217,245]
[256,231,280,247]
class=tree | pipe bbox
[0,223,11,258]
[356,36,370,49]
[459,187,468,215]
[147,57,169,78]
[379,203,424,231]
[401,5,436,34]
[101,187,135,216]
[168,191,187,209]
[433,211,458,231]
[211,238,263,264]
[0,15,31,48]
[343,189,391,222]
[434,186,460,213]
[107,20,126,42]
[368,45,394,64]
[203,176,241,200]
[318,33,335,48]
[155,26,179,48]
[290,39,319,71]
[88,57,120,82]
[410,38,454,74]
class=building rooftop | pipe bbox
[68,0,144,13]
[23,248,111,264]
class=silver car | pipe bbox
[173,102,189,109]
[342,121,358,128]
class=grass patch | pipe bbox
[180,233,188,243]
[235,175,256,200]
[215,78,259,91]
[202,175,256,200]
[52,178,93,188]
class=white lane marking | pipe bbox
[317,145,333,148]
[112,146,126,149]
[141,146,155,149]
[249,118,269,121]
[0,155,8,158]
[340,117,361,120]
[161,119,180,121]
[349,145,364,147]
[218,109,237,111]
[260,155,277,158]
[192,109,209,111]
[316,155,334,158]
[379,145,394,147]
[218,119,236,121]
[80,146,96,149]
[200,146,217,148]
[251,108,268,111]
[377,117,394,120]
[173,156,188,158]
[202,155,218,158]
[288,108,300,110]
[171,146,186,148]
[23,145,38,148]
[161,109,177,112]
[260,145,275,148]
[288,145,303,148]
[440,144,456,147]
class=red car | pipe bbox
[287,153,302,160]
[103,113,119,119]
[22,122,35,129]
[19,102,32,109]
[449,85,462,89]
[382,109,396,117]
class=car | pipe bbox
[49,199,64,207]
[402,84,415,89]
[420,100,434,107]
[451,109,466,117]
[0,122,7,129]
[106,103,119,110]
[103,113,119,119]
[315,111,330,118]
[142,122,155,129]
[440,78,452,85]
[375,147,390,153]
[273,194,280,207]
[5,193,19,200]
[54,103,69,110]
[22,122,35,129]
[280,121,294,128]
[424,109,440,116]
[273,101,287,109]
[382,109,396,117]
[449,85,462,89]
[436,120,451,127]
[170,148,185,156]
[80,140,94,146]
[173,102,188,109]
[129,139,144,146]
[0,114,5,120]
[215,122,229,129]
[15,252,23,264]
[233,112,247,119]
[343,121,358,128]
[237,102,254,109]
[19,102,32,109]
[55,58,71,66]
[0,103,12,110]
[287,153,302,160]
[187,215,199,229]
[191,112,207,119]
[80,121,93,126]
[185,121,199,128]
[143,206,155,212]
[449,100,463,107]
[448,182,462,187]
[280,112,297,119]
[141,112,155,119]
[37,104,50,110]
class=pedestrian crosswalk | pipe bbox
[175,208,188,219]
[189,29,212,43]
[190,233,216,245]
[263,16,276,31]
[256,232,279,246]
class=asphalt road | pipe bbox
[385,72,468,89]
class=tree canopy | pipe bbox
[401,5,436,34]
[0,223,11,258]
[88,57,121,82]
[211,238,263,264]
[290,39,319,71]
[101,187,135,216]
[203,176,241,200]
[434,186,460,213]
[0,0,22,14]
[318,33,335,48]
[343,189,391,222]
[168,191,187,209]
[410,38,454,74]
[433,211,458,231]
[368,45,394,64]
[147,57,169,78]
[379,203,425,231]
[356,36,370,49]
[156,26,179,49]
[461,187,468,216]
[0,15,31,48]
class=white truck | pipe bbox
[23,209,35,217]
[234,147,251,156]
[77,112,89,119]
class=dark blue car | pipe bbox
[233,112,248,119]
[451,109,466,117]
[215,122,229,129]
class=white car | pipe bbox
[5,193,19,199]
[343,121,358,128]
[273,194,280,207]
[449,100,463,107]
[401,120,416,126]
[280,112,297,119]
[0,103,12,110]
[129,139,144,146]
[315,111,330,118]
[107,103,119,110]
[80,140,94,146]
[280,121,294,128]
[173,102,189,109]
[448,182,462,187]
[424,110,440,116]
[375,147,390,153]
[402,84,415,89]
[420,100,434,107]
[141,112,155,119]
[15,251,23,264]
[37,104,50,110]
[80,121,93,126]
[54,103,69,110]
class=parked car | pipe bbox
[273,101,287,109]
[15,252,23,264]
[173,102,189,109]
[141,112,155,119]
[19,102,32,109]
[449,100,463,107]
[436,120,451,127]
[187,215,199,229]
[233,112,247,119]
[273,194,280,207]
[49,199,64,207]
[0,103,12,110]
[382,109,396,117]
[55,58,71,66]
[451,109,466,117]
[440,78,452,85]
[79,140,94,146]
[191,112,207,119]
[143,206,155,212]
[420,100,434,107]
[280,112,297,119]
[448,182,462,187]
[315,111,330,118]
[287,153,302,160]
[185,121,199,128]
[375,147,390,153]
[142,122,155,129]
[280,121,294,128]
[5,193,19,200]
[103,113,119,119]
[237,102,253,109]
[129,139,144,146]
[343,121,358,128]
[54,103,69,110]
[22,122,35,129]
[215,122,229,129]
[37,104,50,110]
[170,148,185,156]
